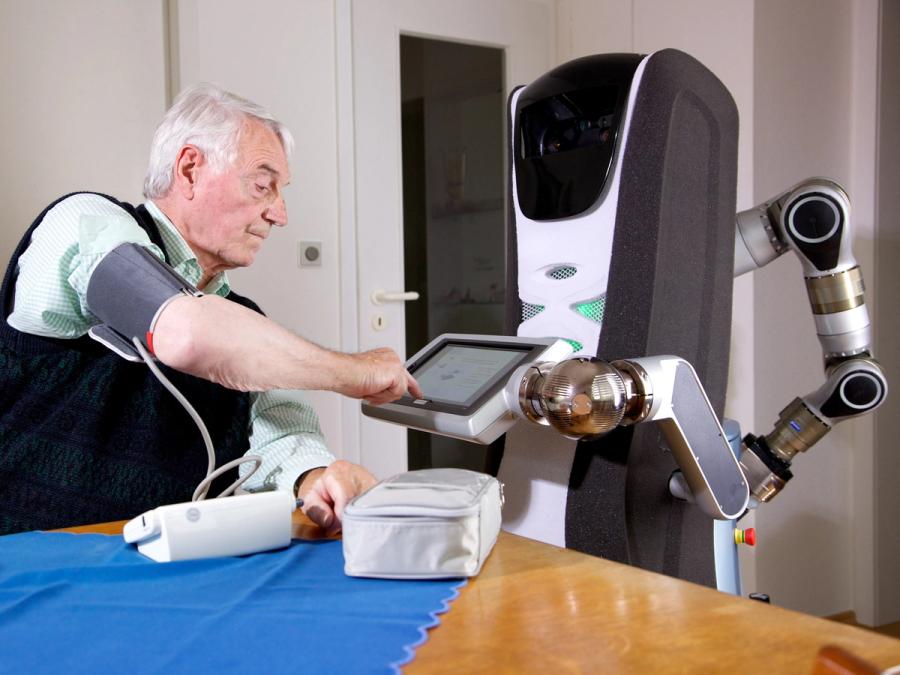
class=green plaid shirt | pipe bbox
[7,194,333,493]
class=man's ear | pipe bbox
[172,145,204,199]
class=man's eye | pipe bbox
[255,184,270,194]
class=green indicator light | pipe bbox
[574,297,606,324]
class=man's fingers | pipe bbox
[304,461,378,535]
[340,348,427,404]
[301,480,335,530]
[406,372,423,399]
[364,387,400,406]
[364,370,421,405]
[388,374,407,399]
[323,473,353,523]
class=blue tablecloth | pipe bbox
[0,532,465,674]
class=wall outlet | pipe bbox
[298,241,322,267]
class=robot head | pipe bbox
[513,54,643,221]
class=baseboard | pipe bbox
[827,610,860,626]
[826,610,900,639]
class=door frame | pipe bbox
[335,0,362,466]
[335,0,555,476]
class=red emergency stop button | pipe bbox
[734,527,756,546]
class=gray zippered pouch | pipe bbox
[342,468,503,579]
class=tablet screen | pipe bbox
[412,344,527,407]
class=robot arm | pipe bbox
[511,178,888,513]
[363,181,886,519]
[734,177,869,357]
[734,178,888,502]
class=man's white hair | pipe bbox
[143,83,294,199]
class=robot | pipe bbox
[366,48,887,590]
[501,49,886,588]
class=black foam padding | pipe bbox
[562,49,738,587]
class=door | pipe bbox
[348,0,554,477]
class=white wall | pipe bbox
[0,0,168,264]
[847,0,883,627]
[875,0,900,626]
[752,0,882,620]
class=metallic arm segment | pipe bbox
[514,355,749,520]
[733,178,887,502]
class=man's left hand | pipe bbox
[297,460,377,535]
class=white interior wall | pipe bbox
[847,0,882,627]
[875,0,900,626]
[0,0,168,266]
[752,0,876,620]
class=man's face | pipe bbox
[186,119,291,273]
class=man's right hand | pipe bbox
[334,347,423,405]
[297,460,378,535]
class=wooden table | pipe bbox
[65,514,900,673]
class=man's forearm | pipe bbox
[151,294,421,402]
[152,295,350,391]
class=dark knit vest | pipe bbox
[0,192,261,534]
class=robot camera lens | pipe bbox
[540,120,578,155]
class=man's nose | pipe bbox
[264,196,288,227]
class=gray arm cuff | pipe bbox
[86,243,200,360]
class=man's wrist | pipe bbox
[293,467,325,497]
[319,350,352,394]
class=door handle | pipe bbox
[371,289,420,305]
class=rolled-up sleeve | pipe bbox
[8,194,162,338]
[239,389,335,494]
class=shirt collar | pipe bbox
[143,200,231,297]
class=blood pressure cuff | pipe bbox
[85,243,200,361]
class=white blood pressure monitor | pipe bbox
[362,334,573,444]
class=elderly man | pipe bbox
[0,83,421,535]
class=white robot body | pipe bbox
[502,55,650,545]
